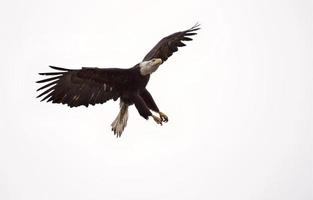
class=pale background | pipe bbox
[0,0,312,199]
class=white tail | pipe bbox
[111,100,129,137]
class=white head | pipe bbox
[139,58,163,76]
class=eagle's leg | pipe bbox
[130,93,162,126]
[140,89,169,123]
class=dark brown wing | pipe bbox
[143,23,200,62]
[36,66,128,107]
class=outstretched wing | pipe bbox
[36,66,127,107]
[143,23,200,62]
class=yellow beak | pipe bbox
[154,58,163,65]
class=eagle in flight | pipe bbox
[37,24,200,137]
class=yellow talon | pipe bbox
[159,111,168,122]
[152,115,163,125]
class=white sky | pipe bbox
[0,0,312,199]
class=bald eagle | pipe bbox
[36,24,200,137]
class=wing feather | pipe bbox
[36,66,127,107]
[143,23,200,62]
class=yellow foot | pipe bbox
[159,111,168,123]
[152,115,163,126]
